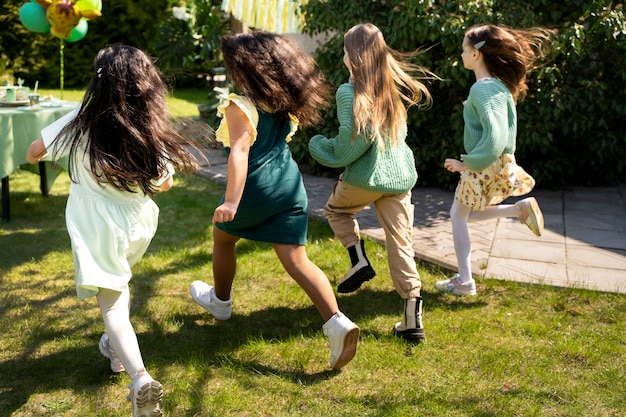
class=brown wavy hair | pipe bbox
[220,31,332,128]
[54,45,198,196]
[465,24,555,102]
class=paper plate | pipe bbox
[0,100,30,107]
[40,102,63,108]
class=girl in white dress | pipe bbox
[27,45,198,417]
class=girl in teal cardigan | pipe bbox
[437,24,554,297]
[309,23,437,343]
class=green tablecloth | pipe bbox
[0,101,79,219]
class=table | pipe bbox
[0,101,79,220]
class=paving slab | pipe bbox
[193,148,626,294]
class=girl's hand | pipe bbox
[444,158,467,173]
[212,202,238,224]
[26,138,48,164]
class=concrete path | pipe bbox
[195,148,626,294]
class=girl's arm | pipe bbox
[212,102,251,224]
[158,175,174,192]
[309,83,370,168]
[26,138,48,164]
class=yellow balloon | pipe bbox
[76,0,102,12]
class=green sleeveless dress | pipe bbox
[214,97,308,245]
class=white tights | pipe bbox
[96,287,150,385]
[450,199,519,283]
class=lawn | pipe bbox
[35,87,210,118]
[1,91,625,416]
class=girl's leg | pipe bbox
[323,179,370,248]
[273,243,359,370]
[190,226,238,319]
[324,180,380,292]
[211,226,240,301]
[468,204,518,222]
[97,287,163,416]
[450,198,473,283]
[373,192,424,343]
[96,287,149,382]
[373,191,421,299]
[471,199,543,236]
[273,244,337,321]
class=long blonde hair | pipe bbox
[343,23,437,147]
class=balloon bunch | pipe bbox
[19,0,102,42]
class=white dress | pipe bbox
[42,109,163,299]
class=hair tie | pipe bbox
[97,67,103,78]
[474,40,486,50]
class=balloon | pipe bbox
[19,2,51,33]
[76,0,102,13]
[66,18,87,42]
[45,1,82,39]
[20,0,101,41]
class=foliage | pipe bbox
[298,0,626,189]
[1,0,171,89]
[153,0,230,88]
[0,0,60,89]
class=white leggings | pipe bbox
[450,199,519,282]
[96,287,146,381]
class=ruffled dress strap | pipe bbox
[214,93,299,147]
[215,93,259,147]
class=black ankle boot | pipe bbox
[337,239,376,293]
[393,297,425,343]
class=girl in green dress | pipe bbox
[190,31,359,370]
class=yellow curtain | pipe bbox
[221,0,307,33]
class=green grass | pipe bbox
[35,88,209,118]
[1,169,625,416]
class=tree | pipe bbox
[297,0,626,188]
[1,0,170,89]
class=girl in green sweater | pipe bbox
[309,23,437,343]
[437,24,554,296]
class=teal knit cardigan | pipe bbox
[461,78,517,172]
[308,83,417,193]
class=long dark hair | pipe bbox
[220,31,332,128]
[54,45,198,195]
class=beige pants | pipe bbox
[323,179,421,299]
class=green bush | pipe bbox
[1,0,170,89]
[297,0,626,189]
[153,0,229,89]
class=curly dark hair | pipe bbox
[54,45,198,196]
[220,31,332,128]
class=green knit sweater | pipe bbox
[461,78,517,172]
[308,83,417,193]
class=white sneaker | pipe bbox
[98,333,125,373]
[322,312,360,370]
[190,281,232,320]
[128,380,163,417]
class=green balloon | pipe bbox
[66,19,88,42]
[19,2,50,33]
